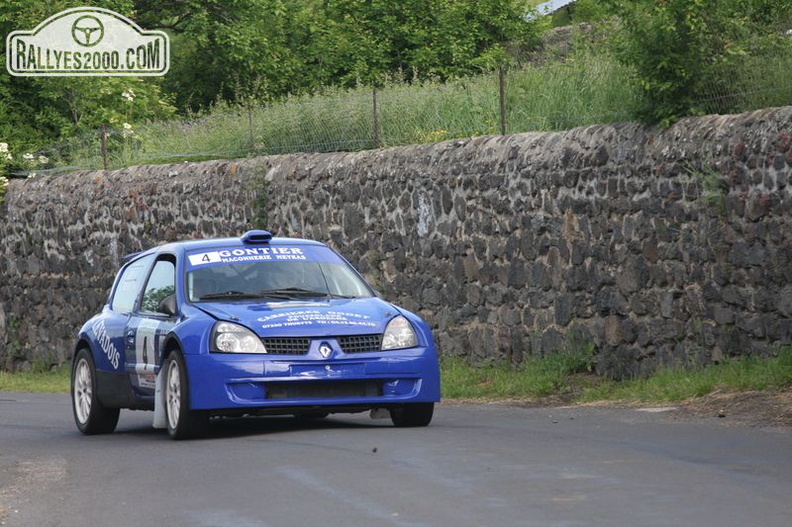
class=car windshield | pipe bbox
[186,258,373,302]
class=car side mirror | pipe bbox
[157,294,177,317]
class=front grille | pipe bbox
[338,334,383,354]
[260,334,384,355]
[266,380,382,400]
[262,337,311,355]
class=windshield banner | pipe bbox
[186,245,338,269]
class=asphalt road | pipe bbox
[1,393,790,527]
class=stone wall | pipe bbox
[2,107,791,377]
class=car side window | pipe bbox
[111,255,155,313]
[140,257,176,314]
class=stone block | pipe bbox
[605,316,624,346]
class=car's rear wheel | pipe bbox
[71,348,120,435]
[165,351,208,440]
[390,403,434,427]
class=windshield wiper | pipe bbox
[257,288,356,299]
[199,290,289,301]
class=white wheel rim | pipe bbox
[166,359,181,430]
[73,358,92,424]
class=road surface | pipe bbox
[1,393,790,526]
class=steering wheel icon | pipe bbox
[71,15,104,47]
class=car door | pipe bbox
[124,255,177,397]
[96,254,156,373]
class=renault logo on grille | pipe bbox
[319,343,333,358]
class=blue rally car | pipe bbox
[71,230,441,439]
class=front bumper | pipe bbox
[184,347,441,411]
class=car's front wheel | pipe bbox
[71,348,120,435]
[164,351,208,440]
[390,403,434,427]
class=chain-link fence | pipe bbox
[7,42,792,177]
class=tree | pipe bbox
[134,0,314,110]
[306,0,542,87]
[132,0,543,108]
[603,0,792,124]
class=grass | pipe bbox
[0,365,70,393]
[441,349,597,400]
[2,349,791,405]
[441,347,792,404]
[581,348,792,404]
[48,47,641,171]
[33,37,792,173]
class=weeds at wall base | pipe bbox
[1,350,790,404]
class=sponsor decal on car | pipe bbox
[188,247,307,267]
[91,318,120,369]
[257,310,377,330]
[132,318,162,388]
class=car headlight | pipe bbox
[381,315,418,350]
[211,322,267,353]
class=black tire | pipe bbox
[164,351,208,440]
[71,348,120,435]
[390,403,434,428]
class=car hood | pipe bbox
[195,297,399,337]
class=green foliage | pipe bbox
[140,285,175,312]
[0,142,10,202]
[685,162,728,216]
[310,0,543,86]
[1,316,25,366]
[2,1,543,162]
[582,347,792,403]
[131,0,542,111]
[602,0,792,125]
[0,1,175,169]
[504,46,639,130]
[0,365,70,393]
[440,346,792,403]
[3,0,791,167]
[0,174,7,205]
[441,346,596,400]
[549,0,611,26]
[135,0,312,110]
[49,47,640,170]
[566,0,611,24]
[4,348,791,400]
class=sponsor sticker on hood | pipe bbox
[257,309,377,330]
[195,298,395,336]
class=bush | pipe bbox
[604,0,792,125]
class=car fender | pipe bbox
[391,306,437,349]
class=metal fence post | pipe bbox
[100,124,108,170]
[372,88,381,149]
[247,101,254,153]
[499,66,507,135]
